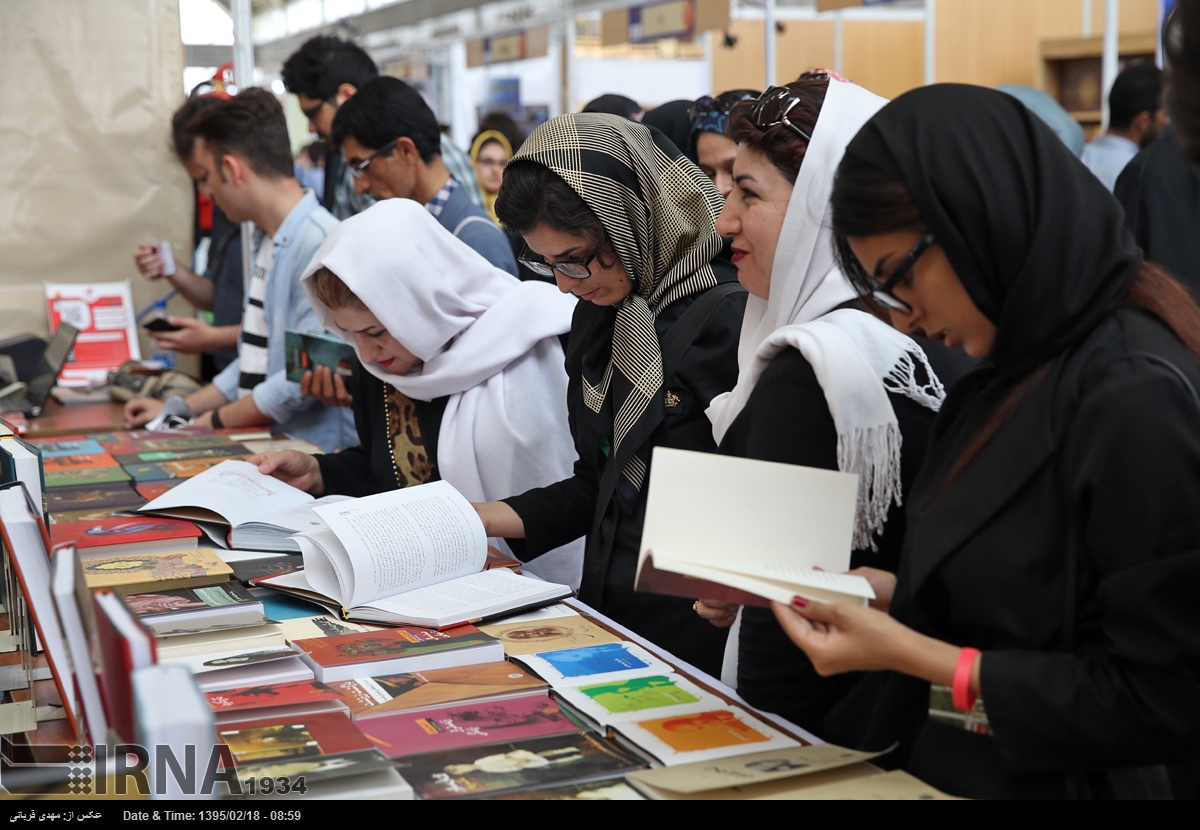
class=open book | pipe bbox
[634,448,875,607]
[258,481,572,628]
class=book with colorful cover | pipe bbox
[229,748,397,789]
[47,482,143,513]
[359,693,581,758]
[44,465,132,488]
[31,438,106,457]
[48,506,138,524]
[42,452,118,471]
[552,674,725,730]
[113,444,252,466]
[395,731,644,800]
[285,330,356,393]
[330,662,549,721]
[135,481,184,501]
[290,625,504,683]
[512,642,674,688]
[130,434,233,452]
[610,707,799,767]
[125,581,266,635]
[478,617,622,657]
[49,516,201,552]
[207,680,349,725]
[218,711,373,767]
[233,555,304,584]
[80,547,234,594]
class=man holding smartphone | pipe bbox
[123,89,356,453]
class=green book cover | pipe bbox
[45,465,132,488]
[285,330,356,392]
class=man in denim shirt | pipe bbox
[124,89,356,452]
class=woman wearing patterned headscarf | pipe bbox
[773,84,1200,798]
[472,113,748,676]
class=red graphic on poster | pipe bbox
[45,282,141,386]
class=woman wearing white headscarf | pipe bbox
[698,74,960,733]
[247,199,583,587]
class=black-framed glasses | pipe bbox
[301,98,333,123]
[749,86,813,142]
[871,233,936,313]
[688,89,759,124]
[348,140,398,180]
[518,244,598,279]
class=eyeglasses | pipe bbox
[870,233,936,314]
[688,90,758,124]
[348,140,398,180]
[301,98,333,123]
[518,244,598,279]
[749,86,813,142]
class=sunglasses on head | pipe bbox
[688,90,759,124]
[749,86,813,142]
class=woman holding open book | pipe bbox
[246,199,584,588]
[471,113,748,677]
[695,75,951,735]
[771,85,1200,798]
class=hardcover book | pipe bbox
[330,662,549,720]
[218,711,373,767]
[49,516,201,553]
[394,731,643,800]
[358,693,581,758]
[80,547,234,594]
[290,625,504,683]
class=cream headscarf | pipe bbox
[300,199,583,587]
[706,78,945,552]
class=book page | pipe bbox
[639,448,859,583]
[361,569,567,623]
[313,481,487,609]
[138,461,313,528]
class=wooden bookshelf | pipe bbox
[1040,32,1158,133]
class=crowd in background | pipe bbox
[124,3,1200,798]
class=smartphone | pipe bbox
[143,316,183,333]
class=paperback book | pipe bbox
[552,674,724,730]
[218,711,374,767]
[48,482,143,513]
[125,581,267,636]
[358,693,582,758]
[478,617,622,656]
[285,330,356,393]
[49,516,201,554]
[610,706,799,767]
[330,662,550,720]
[512,642,674,688]
[290,625,504,683]
[207,679,350,725]
[79,547,234,594]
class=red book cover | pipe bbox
[92,590,157,744]
[359,693,581,758]
[208,681,344,714]
[134,481,184,501]
[292,626,496,669]
[217,712,373,766]
[49,516,201,550]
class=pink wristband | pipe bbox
[952,647,980,711]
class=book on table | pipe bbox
[0,483,80,735]
[511,642,675,688]
[635,447,875,607]
[289,625,505,683]
[49,515,202,557]
[328,662,550,721]
[79,547,233,595]
[124,582,269,637]
[256,480,572,628]
[93,589,157,743]
[206,679,351,726]
[50,543,109,745]
[551,673,727,732]
[609,706,800,767]
[357,693,583,758]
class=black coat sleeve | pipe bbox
[313,368,380,498]
[982,356,1200,770]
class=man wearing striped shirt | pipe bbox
[124,89,356,452]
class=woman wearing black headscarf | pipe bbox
[771,84,1200,799]
[472,114,747,676]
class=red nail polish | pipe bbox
[791,596,808,609]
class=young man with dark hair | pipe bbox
[124,89,355,452]
[131,94,243,377]
[1082,63,1169,190]
[280,35,484,218]
[331,76,518,276]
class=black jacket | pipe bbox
[831,307,1200,799]
[315,367,448,498]
[504,283,748,676]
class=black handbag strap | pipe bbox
[589,281,747,537]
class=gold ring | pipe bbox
[693,601,699,612]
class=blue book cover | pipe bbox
[538,643,653,678]
[36,438,106,457]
